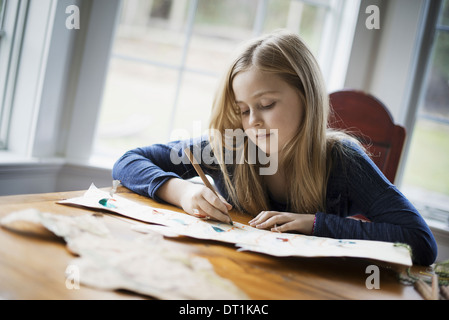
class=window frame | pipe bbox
[0,0,27,150]
[418,3,449,126]
[398,0,449,230]
[95,0,360,159]
[0,0,360,164]
[0,0,6,37]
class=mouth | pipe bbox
[256,133,272,140]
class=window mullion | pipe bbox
[0,0,27,150]
[252,0,268,36]
[166,0,199,140]
[0,0,5,28]
[436,24,449,32]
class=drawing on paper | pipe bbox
[58,184,413,266]
[99,198,117,209]
[212,226,225,233]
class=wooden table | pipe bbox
[0,187,423,300]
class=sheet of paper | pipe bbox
[0,209,248,300]
[59,184,413,266]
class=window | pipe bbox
[0,0,4,26]
[402,0,449,225]
[94,0,359,160]
[0,0,25,150]
[0,0,9,149]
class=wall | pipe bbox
[0,0,118,195]
[0,161,112,196]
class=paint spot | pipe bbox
[99,198,117,209]
[338,240,356,245]
[276,237,289,242]
[172,219,188,226]
[212,226,225,233]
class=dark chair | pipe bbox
[328,90,406,184]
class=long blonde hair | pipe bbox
[209,30,349,216]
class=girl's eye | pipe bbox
[262,102,276,109]
[241,110,250,116]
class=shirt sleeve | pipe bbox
[112,137,209,202]
[313,142,438,266]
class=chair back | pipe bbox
[328,90,406,184]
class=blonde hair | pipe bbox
[209,30,351,216]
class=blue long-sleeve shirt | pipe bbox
[112,136,437,265]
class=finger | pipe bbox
[249,211,269,226]
[249,211,280,226]
[197,197,230,224]
[271,220,300,233]
[203,189,230,214]
[218,195,233,210]
[190,208,207,219]
[255,214,291,229]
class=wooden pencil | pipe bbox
[441,285,449,300]
[414,278,439,300]
[431,274,439,300]
[414,279,433,300]
[184,147,233,225]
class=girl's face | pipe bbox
[232,67,304,155]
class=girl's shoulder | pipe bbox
[328,137,392,187]
[328,137,368,164]
[165,134,210,149]
[156,135,212,159]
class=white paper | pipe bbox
[59,184,413,266]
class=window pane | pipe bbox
[439,0,449,26]
[185,0,257,74]
[171,72,218,138]
[404,119,449,194]
[195,0,256,30]
[94,0,349,160]
[402,30,449,207]
[94,59,178,157]
[113,0,190,66]
[264,0,327,54]
[420,32,449,120]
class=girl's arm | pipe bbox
[250,143,437,265]
[112,141,189,200]
[314,143,438,266]
[112,137,232,223]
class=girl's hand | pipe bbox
[180,183,233,224]
[249,211,315,235]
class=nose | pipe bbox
[248,109,262,127]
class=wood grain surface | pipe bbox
[0,187,423,300]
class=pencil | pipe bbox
[184,147,234,225]
[431,274,439,300]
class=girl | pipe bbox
[113,30,437,265]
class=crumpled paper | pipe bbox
[0,209,248,300]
